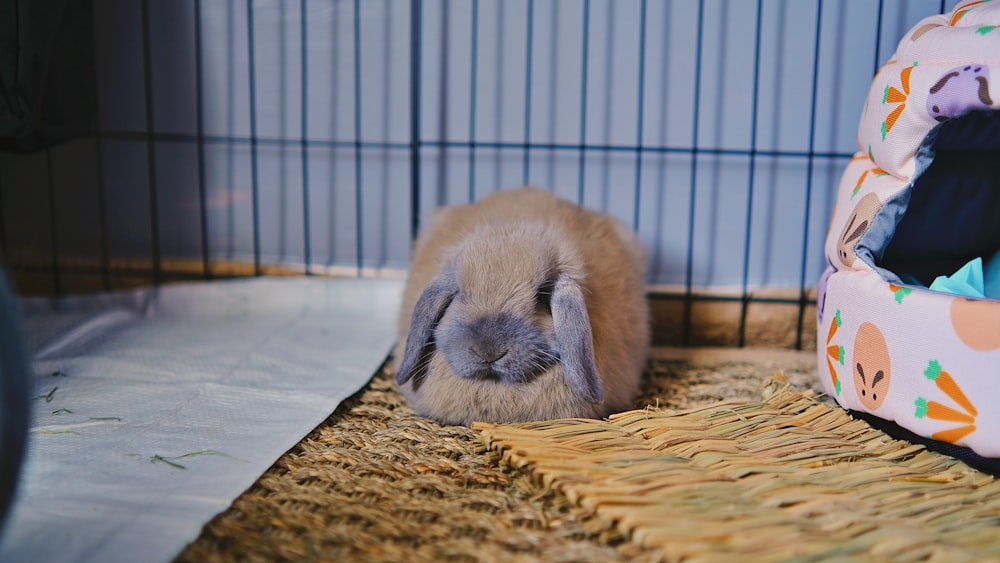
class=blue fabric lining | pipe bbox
[859,110,1000,289]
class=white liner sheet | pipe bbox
[1,277,403,563]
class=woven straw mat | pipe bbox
[176,349,1000,562]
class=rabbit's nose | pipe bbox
[471,345,508,364]
[465,314,517,364]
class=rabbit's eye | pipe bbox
[535,278,555,314]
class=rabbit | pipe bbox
[393,187,650,426]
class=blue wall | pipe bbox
[0,0,960,293]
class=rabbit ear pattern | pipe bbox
[395,263,458,386]
[551,273,603,403]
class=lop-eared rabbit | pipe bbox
[394,188,649,425]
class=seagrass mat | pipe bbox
[174,348,998,562]
[477,384,1000,561]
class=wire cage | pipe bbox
[0,0,959,350]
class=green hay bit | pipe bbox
[37,387,58,403]
[151,455,187,470]
[151,450,248,470]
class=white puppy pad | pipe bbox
[1,277,402,563]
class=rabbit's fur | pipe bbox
[394,187,649,425]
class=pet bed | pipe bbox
[817,0,1000,469]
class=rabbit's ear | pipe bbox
[395,264,459,385]
[551,274,603,403]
